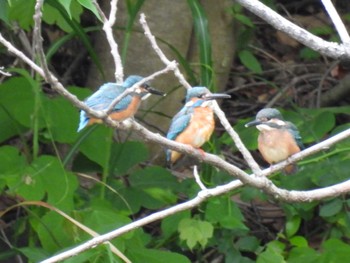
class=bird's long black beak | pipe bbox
[245,120,262,127]
[146,86,166,96]
[204,93,231,100]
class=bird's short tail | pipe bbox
[77,111,89,132]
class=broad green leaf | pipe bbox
[8,0,35,30]
[289,236,308,248]
[285,215,301,238]
[205,197,248,230]
[319,238,350,262]
[128,248,190,263]
[256,246,286,263]
[129,166,179,190]
[32,211,74,252]
[238,50,263,74]
[0,146,26,190]
[0,0,9,24]
[78,0,101,20]
[188,0,212,86]
[319,199,343,217]
[234,14,254,27]
[6,156,78,210]
[79,126,113,168]
[17,247,50,262]
[161,211,191,239]
[287,247,319,263]
[110,141,149,174]
[42,96,80,143]
[58,0,72,18]
[0,76,43,129]
[178,218,213,249]
[236,236,260,252]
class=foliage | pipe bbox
[1,0,350,263]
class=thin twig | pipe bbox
[321,0,350,46]
[92,0,123,83]
[139,13,192,90]
[105,62,175,114]
[193,166,207,190]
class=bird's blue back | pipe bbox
[78,83,132,131]
[285,121,304,150]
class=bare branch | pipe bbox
[193,165,208,190]
[0,66,11,76]
[139,13,192,90]
[321,0,350,45]
[92,0,123,83]
[235,0,350,59]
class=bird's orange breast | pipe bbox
[258,129,300,164]
[88,96,141,125]
[170,106,215,163]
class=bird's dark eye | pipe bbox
[199,93,206,98]
[141,83,150,89]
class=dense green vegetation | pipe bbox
[1,0,350,262]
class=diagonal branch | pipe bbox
[235,0,350,59]
[92,0,124,83]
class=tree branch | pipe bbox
[235,0,350,59]
[92,0,124,83]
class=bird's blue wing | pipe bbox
[78,83,131,131]
[166,107,193,141]
[286,121,304,150]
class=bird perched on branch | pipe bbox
[245,108,304,174]
[166,86,231,165]
[78,75,164,131]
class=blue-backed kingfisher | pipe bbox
[245,108,304,174]
[78,75,164,131]
[166,87,231,164]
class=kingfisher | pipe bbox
[166,86,231,165]
[78,75,164,131]
[245,108,304,174]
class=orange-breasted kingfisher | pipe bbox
[166,86,231,164]
[245,108,304,174]
[78,75,164,131]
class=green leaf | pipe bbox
[6,156,78,210]
[234,14,254,27]
[187,0,212,86]
[110,141,149,174]
[161,211,191,239]
[32,211,74,252]
[8,0,35,30]
[0,76,43,129]
[79,126,113,168]
[287,247,319,263]
[178,218,213,249]
[17,247,49,262]
[238,50,263,74]
[0,0,9,24]
[319,199,343,217]
[78,0,101,20]
[285,215,301,238]
[42,96,80,143]
[289,236,308,248]
[58,0,72,18]
[205,197,248,230]
[319,238,350,262]
[236,236,260,252]
[129,166,179,191]
[128,248,191,263]
[257,241,286,263]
